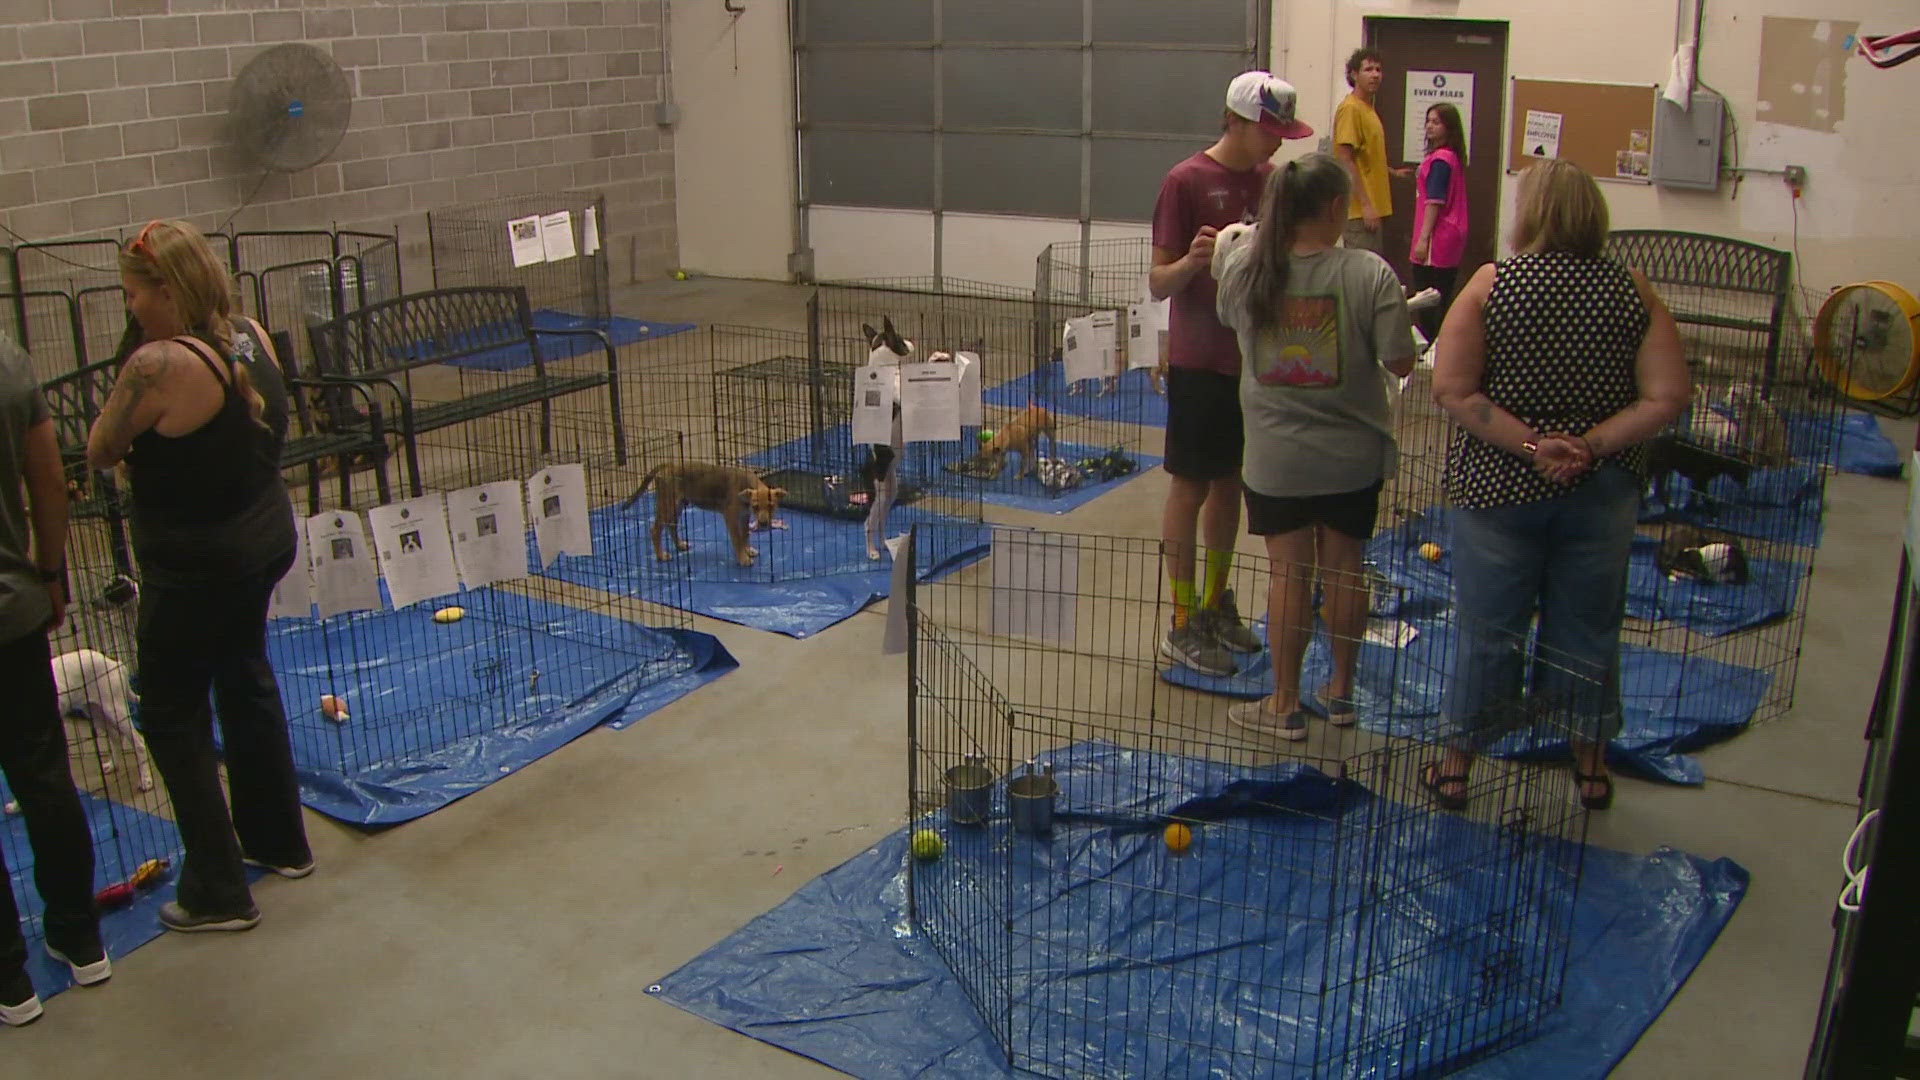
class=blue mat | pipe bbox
[652,741,1747,1079]
[438,310,695,372]
[534,502,990,639]
[0,789,261,1005]
[982,363,1169,428]
[1624,534,1800,637]
[1789,408,1903,478]
[267,589,736,826]
[1641,463,1825,547]
[744,423,1160,516]
[1159,614,1764,786]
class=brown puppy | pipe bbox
[980,405,1055,479]
[624,462,786,567]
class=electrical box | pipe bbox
[1651,86,1724,191]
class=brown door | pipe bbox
[1363,18,1509,288]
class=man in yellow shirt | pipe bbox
[1333,48,1412,253]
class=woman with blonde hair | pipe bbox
[87,220,311,933]
[1425,160,1690,812]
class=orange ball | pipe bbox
[1164,822,1193,853]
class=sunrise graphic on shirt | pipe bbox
[1255,294,1341,387]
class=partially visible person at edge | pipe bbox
[1148,70,1315,680]
[1332,47,1413,254]
[1212,152,1416,743]
[1424,160,1690,814]
[0,339,110,1026]
[88,219,314,935]
[1410,101,1470,343]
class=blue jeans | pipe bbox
[1444,465,1640,752]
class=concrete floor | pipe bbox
[7,276,1910,1078]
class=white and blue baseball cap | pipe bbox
[1226,71,1314,139]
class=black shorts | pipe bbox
[1244,481,1384,540]
[1163,367,1243,481]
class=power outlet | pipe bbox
[1784,164,1808,193]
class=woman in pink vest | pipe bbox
[1410,103,1469,342]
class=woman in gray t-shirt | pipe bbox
[1211,153,1416,741]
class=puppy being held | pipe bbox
[52,649,151,792]
[624,462,786,567]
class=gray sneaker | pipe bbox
[1205,589,1264,654]
[1226,700,1309,741]
[1161,621,1236,677]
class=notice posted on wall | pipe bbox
[1523,109,1562,159]
[541,210,577,262]
[508,214,545,268]
[1403,71,1475,163]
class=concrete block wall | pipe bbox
[0,0,674,287]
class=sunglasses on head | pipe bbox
[128,220,162,262]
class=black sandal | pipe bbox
[1574,770,1615,811]
[1419,762,1469,811]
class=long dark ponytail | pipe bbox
[1239,152,1351,333]
[1427,103,1467,168]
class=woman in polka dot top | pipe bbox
[1424,159,1691,813]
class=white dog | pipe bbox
[52,649,151,792]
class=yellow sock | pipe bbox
[1172,578,1196,629]
[1202,548,1232,609]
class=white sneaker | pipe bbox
[45,942,111,986]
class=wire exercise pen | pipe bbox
[604,322,988,588]
[814,280,1153,504]
[262,407,700,822]
[904,525,1598,1078]
[427,190,611,329]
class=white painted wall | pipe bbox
[668,0,796,281]
[1279,0,1919,302]
[672,0,1918,300]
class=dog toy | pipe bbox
[1164,822,1193,853]
[977,428,995,445]
[320,694,349,722]
[910,829,944,861]
[433,606,465,624]
[1074,447,1138,483]
[673,270,688,280]
[1035,457,1082,490]
[1419,542,1443,562]
[94,857,171,909]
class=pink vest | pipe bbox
[1413,148,1468,269]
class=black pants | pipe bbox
[1409,263,1460,344]
[0,627,99,976]
[138,551,309,916]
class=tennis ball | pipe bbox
[977,428,995,444]
[433,605,466,624]
[911,829,944,861]
[1419,542,1443,563]
[1164,822,1192,853]
[673,270,688,280]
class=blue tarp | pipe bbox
[1623,533,1800,637]
[1640,463,1825,547]
[1789,408,1903,478]
[535,502,990,638]
[653,741,1747,1079]
[266,591,736,825]
[440,310,696,372]
[982,363,1169,428]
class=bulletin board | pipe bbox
[1507,78,1658,183]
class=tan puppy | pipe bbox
[624,462,786,567]
[981,405,1055,480]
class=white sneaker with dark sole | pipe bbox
[158,901,261,933]
[44,943,111,986]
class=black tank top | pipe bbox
[127,320,296,582]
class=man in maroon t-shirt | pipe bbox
[1150,71,1314,677]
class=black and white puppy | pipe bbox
[858,317,912,561]
[1656,527,1751,586]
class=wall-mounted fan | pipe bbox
[227,43,352,173]
[1814,281,1920,412]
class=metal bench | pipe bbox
[307,285,624,496]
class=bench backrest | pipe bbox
[308,285,541,380]
[40,355,118,456]
[1603,229,1792,381]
